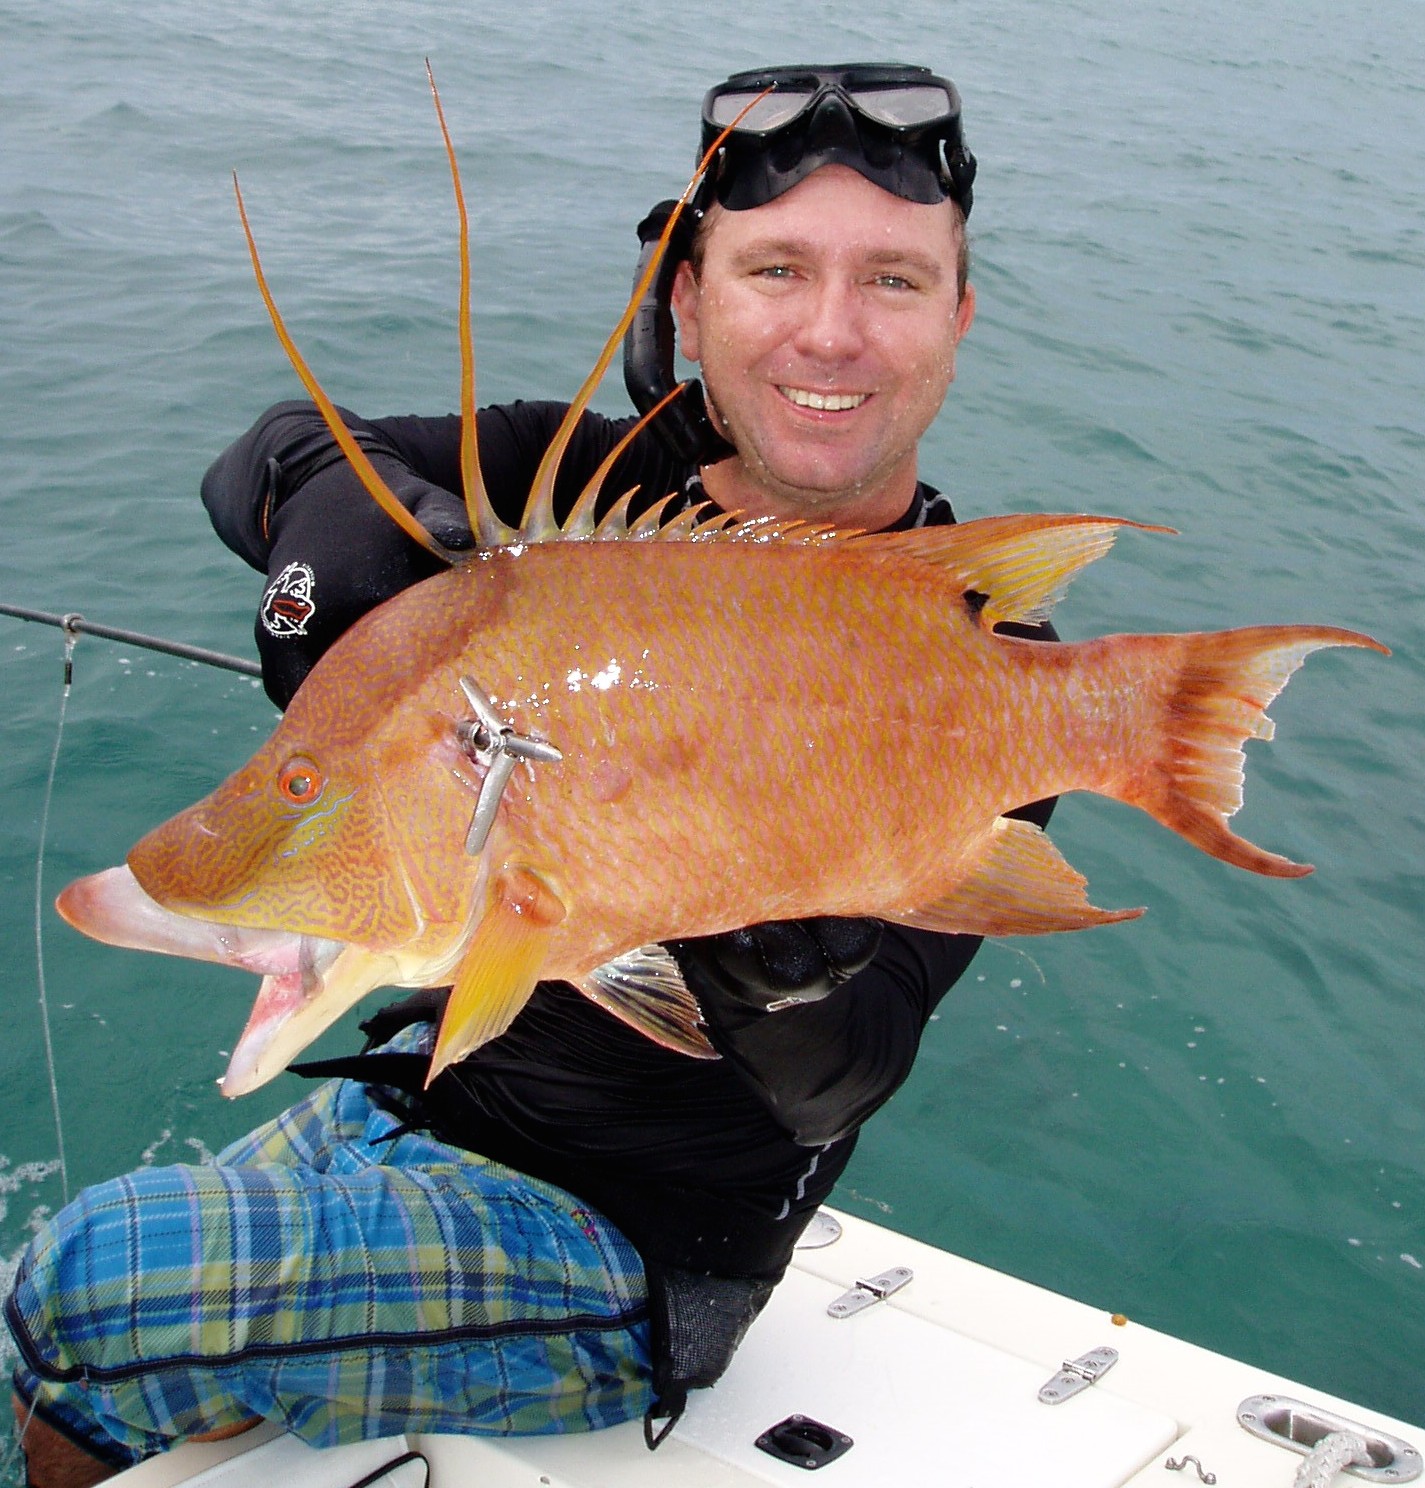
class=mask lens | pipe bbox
[707,87,815,132]
[849,84,954,128]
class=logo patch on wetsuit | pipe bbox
[261,562,316,637]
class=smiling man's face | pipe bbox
[673,164,975,530]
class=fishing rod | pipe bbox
[1,601,262,678]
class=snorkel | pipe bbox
[622,63,977,466]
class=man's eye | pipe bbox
[756,264,796,280]
[873,273,915,291]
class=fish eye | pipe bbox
[278,758,324,805]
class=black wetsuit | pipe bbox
[202,399,1051,1421]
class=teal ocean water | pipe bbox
[2,0,1422,1463]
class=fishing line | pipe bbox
[4,1389,39,1479]
[6,605,259,1212]
[0,610,259,1479]
[5,603,259,1189]
[2,624,75,1478]
[32,620,79,1212]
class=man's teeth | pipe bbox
[779,387,868,411]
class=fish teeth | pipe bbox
[779,386,869,412]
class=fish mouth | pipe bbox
[218,938,399,1098]
[55,865,394,1099]
[777,385,870,412]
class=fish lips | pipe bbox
[55,865,332,974]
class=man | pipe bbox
[7,63,1046,1485]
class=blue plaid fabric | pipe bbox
[6,1041,651,1465]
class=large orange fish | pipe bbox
[55,74,1386,1097]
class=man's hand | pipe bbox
[669,918,883,1014]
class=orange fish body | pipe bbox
[60,511,1385,1094]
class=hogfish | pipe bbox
[55,73,1387,1096]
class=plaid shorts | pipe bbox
[6,1038,651,1466]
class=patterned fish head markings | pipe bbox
[128,569,504,954]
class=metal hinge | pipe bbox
[1038,1345,1119,1404]
[827,1266,913,1319]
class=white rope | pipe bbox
[1294,1429,1373,1488]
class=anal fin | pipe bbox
[892,817,1144,937]
[577,945,718,1059]
[429,865,566,1083]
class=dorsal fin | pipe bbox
[426,62,515,550]
[627,494,682,539]
[719,514,853,545]
[859,513,1174,627]
[560,385,683,537]
[238,86,772,560]
[516,92,772,544]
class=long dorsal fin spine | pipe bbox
[233,175,457,565]
[239,88,770,562]
[517,195,697,537]
[426,62,514,550]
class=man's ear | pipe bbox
[671,261,703,363]
[954,281,976,344]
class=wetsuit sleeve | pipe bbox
[200,398,670,574]
[198,399,569,573]
[199,399,667,708]
[199,401,474,707]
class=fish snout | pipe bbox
[55,866,127,940]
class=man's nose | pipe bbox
[792,276,865,362]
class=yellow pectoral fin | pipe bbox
[891,816,1144,937]
[428,866,567,1084]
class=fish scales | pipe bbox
[120,534,1291,969]
[323,542,1032,965]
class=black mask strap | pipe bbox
[622,200,738,469]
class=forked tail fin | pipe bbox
[1122,624,1388,877]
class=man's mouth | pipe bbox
[777,386,869,412]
